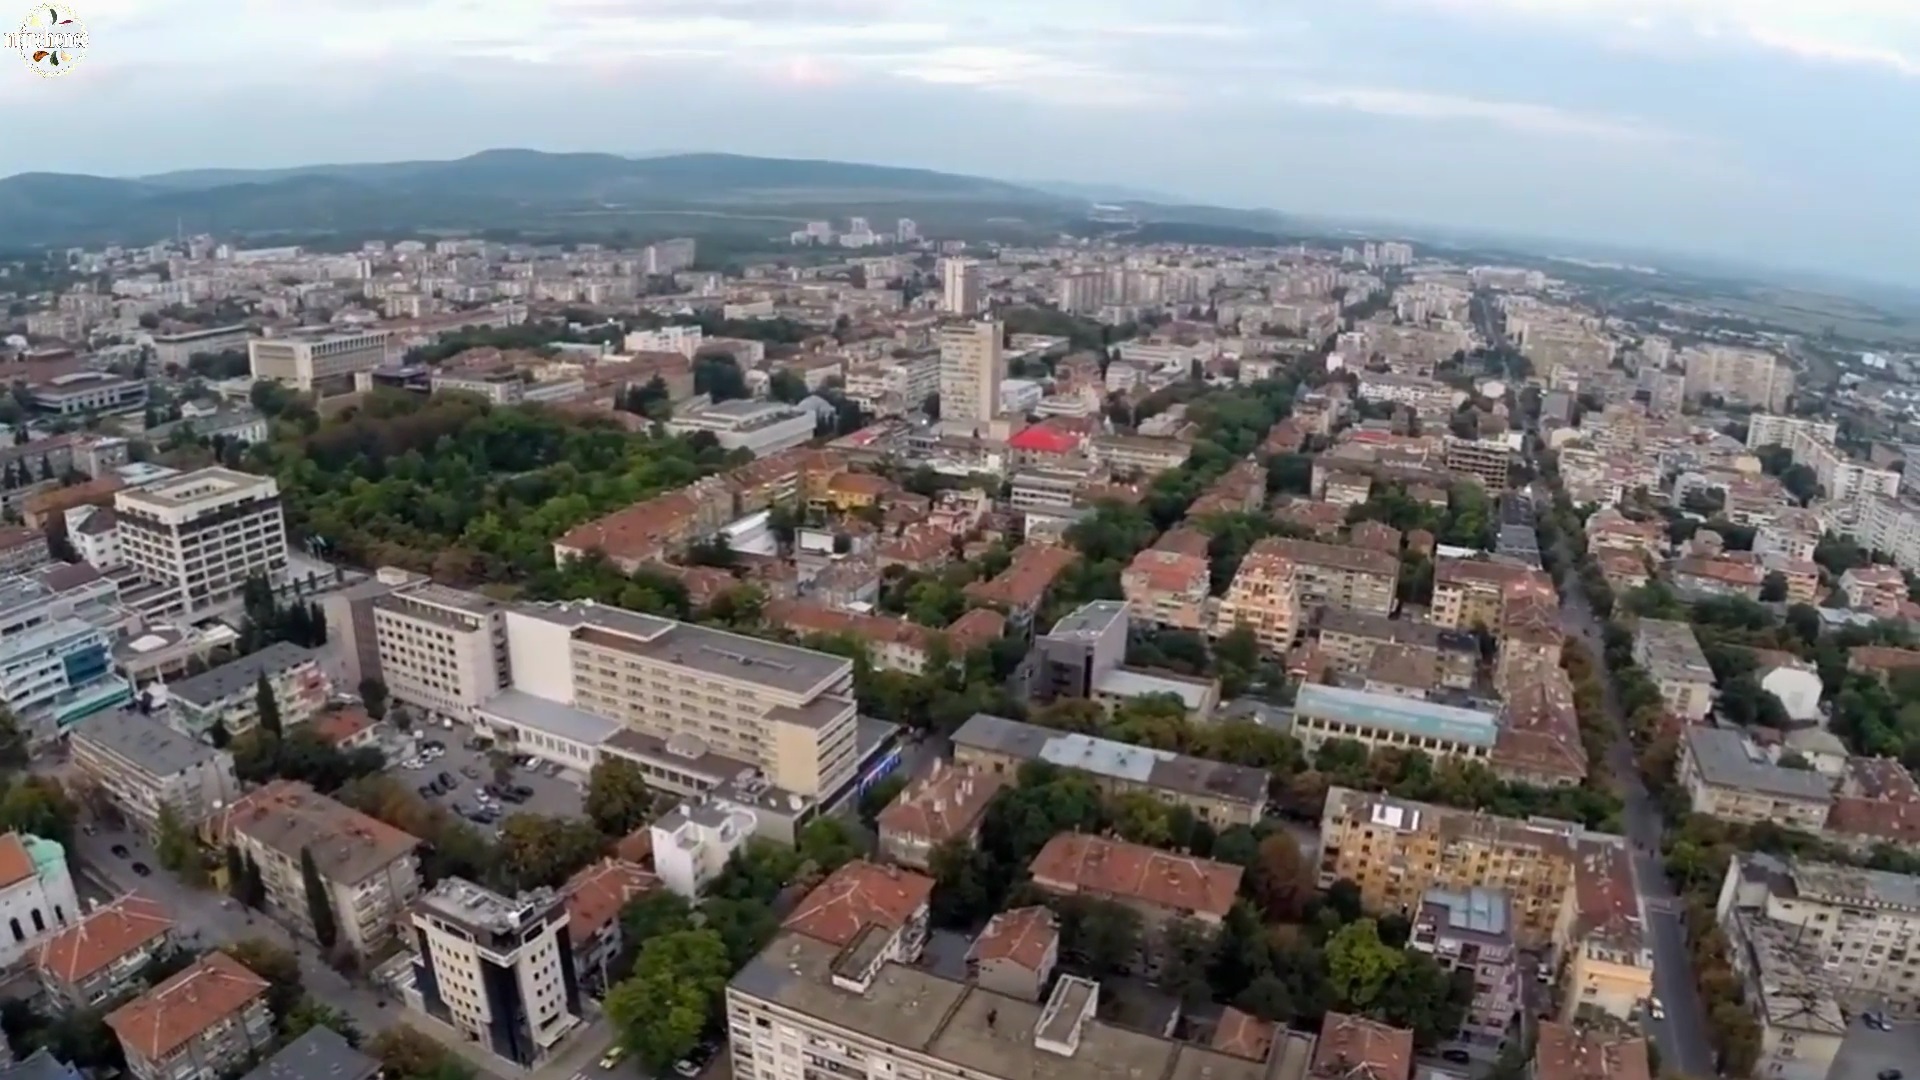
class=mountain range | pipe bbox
[0,149,1197,249]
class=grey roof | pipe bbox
[1420,886,1512,941]
[1046,601,1127,641]
[0,1049,81,1080]
[1683,726,1833,802]
[170,642,318,707]
[475,689,621,747]
[519,601,851,697]
[1313,609,1478,653]
[953,713,1267,806]
[238,1027,377,1080]
[1790,860,1920,911]
[73,707,220,775]
[1093,668,1212,711]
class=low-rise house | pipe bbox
[1848,645,1920,685]
[106,952,273,1080]
[1027,833,1240,976]
[37,893,174,1008]
[964,906,1057,1002]
[650,799,757,898]
[876,760,1003,871]
[563,858,659,991]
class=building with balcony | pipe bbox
[69,707,239,837]
[1028,834,1239,977]
[1212,539,1302,656]
[1718,852,1920,1019]
[649,799,758,898]
[0,618,129,740]
[1631,619,1715,720]
[1679,726,1834,830]
[105,952,273,1080]
[1410,888,1519,1042]
[36,893,174,1008]
[1122,547,1211,632]
[877,760,1003,871]
[407,878,584,1067]
[1312,610,1477,691]
[168,642,327,740]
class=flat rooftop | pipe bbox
[529,600,851,699]
[414,876,559,937]
[476,689,621,748]
[73,707,219,775]
[954,714,1267,806]
[117,467,274,508]
[1294,683,1499,748]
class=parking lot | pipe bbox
[1831,1019,1920,1080]
[387,722,587,833]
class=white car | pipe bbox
[1648,997,1665,1021]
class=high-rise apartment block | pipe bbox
[114,468,288,619]
[940,257,981,315]
[248,328,390,396]
[1681,345,1794,412]
[408,878,583,1067]
[1212,538,1302,655]
[937,320,1002,426]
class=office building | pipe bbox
[106,952,273,1080]
[940,258,981,315]
[1034,601,1129,701]
[937,321,1002,426]
[248,328,390,396]
[408,878,583,1067]
[168,642,327,739]
[212,780,422,956]
[1289,683,1499,764]
[649,799,759,898]
[952,713,1266,828]
[504,601,860,799]
[666,400,816,458]
[372,581,508,724]
[1631,620,1715,720]
[25,373,148,417]
[114,469,288,619]
[150,325,251,369]
[36,893,174,1009]
[69,707,239,836]
[0,618,128,739]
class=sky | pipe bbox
[6,0,1920,286]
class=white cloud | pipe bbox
[1280,84,1683,142]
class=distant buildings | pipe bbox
[248,328,389,396]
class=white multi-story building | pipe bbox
[940,258,981,315]
[937,321,1002,426]
[248,328,390,396]
[624,325,703,359]
[844,356,938,418]
[650,799,758,898]
[643,239,697,275]
[69,706,239,836]
[407,878,583,1067]
[666,400,816,458]
[150,324,252,369]
[373,582,509,724]
[113,468,288,619]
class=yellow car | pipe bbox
[599,1047,627,1070]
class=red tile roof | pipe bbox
[1311,1013,1414,1080]
[966,905,1057,973]
[0,834,34,889]
[1533,1022,1650,1080]
[1213,1007,1278,1062]
[106,951,269,1062]
[1008,426,1083,454]
[1027,834,1240,919]
[877,761,1004,849]
[38,893,172,986]
[782,860,933,947]
[964,544,1078,612]
[564,858,659,942]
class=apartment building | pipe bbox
[169,642,328,739]
[1212,538,1301,655]
[1681,345,1794,412]
[1028,834,1240,976]
[37,893,174,1008]
[1123,547,1211,632]
[0,526,49,575]
[953,713,1266,828]
[877,761,1004,871]
[1841,565,1910,619]
[248,328,390,395]
[1720,853,1920,1019]
[783,860,933,966]
[1493,585,1563,696]
[239,1028,380,1080]
[505,601,860,800]
[1747,414,1899,504]
[114,468,288,619]
[1268,539,1397,618]
[937,321,1001,425]
[408,878,583,1067]
[1717,905,1846,1080]
[940,258,981,315]
[1532,1023,1650,1080]
[649,799,758,898]
[1290,683,1499,765]
[562,857,660,992]
[1445,436,1514,490]
[1410,888,1518,1042]
[844,356,937,417]
[1430,558,1547,632]
[1631,619,1715,720]
[1312,610,1477,691]
[105,952,274,1080]
[964,544,1079,627]
[70,707,239,836]
[212,780,422,956]
[373,581,509,723]
[551,475,735,572]
[1673,554,1765,601]
[1679,726,1833,830]
[765,601,1003,678]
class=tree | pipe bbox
[358,677,389,721]
[225,845,248,903]
[1760,572,1788,604]
[585,758,653,837]
[768,370,809,404]
[283,998,363,1046]
[1250,832,1313,922]
[0,776,77,846]
[498,813,609,890]
[242,852,266,907]
[223,938,303,1021]
[255,674,282,736]
[796,816,862,873]
[153,804,203,882]
[300,846,339,950]
[370,1025,474,1080]
[1326,919,1404,1009]
[607,929,731,1070]
[0,709,28,771]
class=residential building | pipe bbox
[876,760,1003,871]
[937,321,1001,425]
[69,707,239,836]
[1289,683,1498,765]
[1267,539,1397,617]
[1719,853,1920,1019]
[1088,435,1193,477]
[0,834,78,969]
[1410,888,1518,1042]
[1028,834,1240,976]
[940,258,981,316]
[114,468,288,619]
[1312,610,1477,691]
[964,544,1077,627]
[1212,538,1302,655]
[1681,345,1794,412]
[953,713,1267,828]
[372,581,509,724]
[965,906,1058,1001]
[549,475,735,572]
[248,328,390,396]
[37,893,174,1008]
[1445,436,1514,489]
[562,858,658,992]
[1631,619,1715,720]
[649,799,758,898]
[168,642,327,739]
[1430,558,1547,631]
[1531,1023,1650,1080]
[1841,565,1909,619]
[504,601,860,800]
[1716,905,1846,1080]
[213,780,422,956]
[1122,547,1211,632]
[236,1027,379,1080]
[1310,1013,1414,1080]
[105,952,273,1080]
[667,400,815,458]
[782,860,933,964]
[0,527,49,575]
[1679,726,1833,829]
[408,878,584,1067]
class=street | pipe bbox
[1555,548,1717,1077]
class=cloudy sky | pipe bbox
[8,0,1920,285]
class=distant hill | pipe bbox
[0,150,1076,247]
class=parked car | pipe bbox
[131,862,151,876]
[599,1047,627,1070]
[424,740,445,751]
[111,844,130,859]
[1440,1051,1472,1065]
[1648,997,1665,1021]
[417,785,434,798]
[438,771,454,786]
